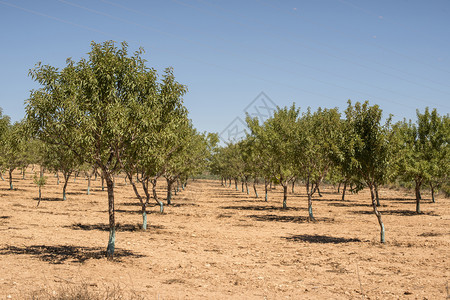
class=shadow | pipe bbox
[418,232,444,237]
[168,203,199,207]
[328,202,372,207]
[284,234,361,244]
[66,223,165,232]
[33,197,65,202]
[248,214,334,224]
[383,197,416,201]
[0,216,11,219]
[0,244,144,264]
[352,210,439,216]
[115,209,161,215]
[0,188,26,192]
[67,191,88,196]
[221,205,302,212]
[120,202,159,207]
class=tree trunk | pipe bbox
[241,181,244,193]
[22,167,26,179]
[8,168,13,190]
[342,181,347,201]
[141,204,148,230]
[282,184,288,209]
[306,177,315,221]
[0,171,4,181]
[167,178,173,205]
[63,172,71,201]
[87,174,91,195]
[430,183,435,203]
[291,180,295,194]
[56,172,60,185]
[152,179,164,213]
[234,179,238,191]
[253,179,258,198]
[101,175,105,191]
[415,179,422,214]
[37,186,42,207]
[337,182,341,194]
[127,173,148,230]
[245,180,249,195]
[105,172,116,260]
[264,179,269,202]
[375,184,380,206]
[370,185,385,243]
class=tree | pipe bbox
[344,100,394,243]
[0,108,11,182]
[394,108,450,212]
[296,107,341,221]
[1,121,27,190]
[42,143,81,200]
[26,41,168,259]
[34,170,47,207]
[247,105,299,209]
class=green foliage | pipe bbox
[25,40,188,259]
[33,172,47,187]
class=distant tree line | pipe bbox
[209,102,449,243]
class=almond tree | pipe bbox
[1,121,27,190]
[26,41,161,259]
[0,108,11,182]
[296,107,341,221]
[247,105,299,209]
[117,66,188,228]
[344,100,394,243]
[394,108,449,212]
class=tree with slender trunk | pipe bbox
[247,105,299,209]
[344,100,394,243]
[394,108,449,213]
[26,41,165,260]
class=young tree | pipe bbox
[1,121,27,190]
[345,100,394,243]
[34,170,47,207]
[295,107,341,221]
[247,105,299,209]
[395,108,449,212]
[26,41,168,259]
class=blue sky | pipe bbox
[1,0,449,136]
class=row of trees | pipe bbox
[210,102,449,243]
[0,41,217,260]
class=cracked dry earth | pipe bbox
[0,170,449,299]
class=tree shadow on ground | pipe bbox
[115,209,161,215]
[352,210,439,216]
[0,244,144,264]
[220,205,302,212]
[248,214,334,224]
[307,198,334,202]
[33,197,65,202]
[328,202,373,207]
[66,191,89,196]
[66,223,165,232]
[168,203,199,207]
[383,197,416,201]
[0,187,26,192]
[0,216,11,219]
[284,234,361,244]
[120,202,159,207]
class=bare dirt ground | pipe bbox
[0,169,449,299]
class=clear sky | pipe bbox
[1,0,449,137]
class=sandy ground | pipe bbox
[0,169,449,299]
